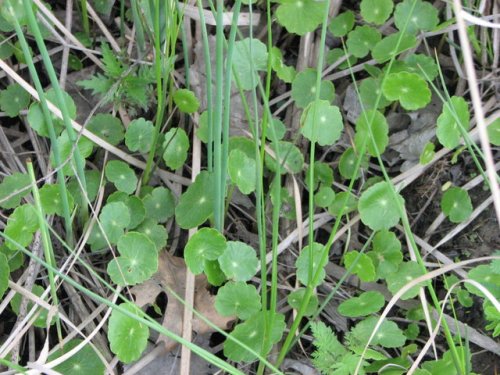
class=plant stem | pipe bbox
[26,160,63,343]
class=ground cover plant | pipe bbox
[0,0,499,374]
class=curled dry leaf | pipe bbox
[131,252,235,351]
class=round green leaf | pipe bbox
[53,130,94,176]
[0,0,27,26]
[487,118,500,146]
[359,78,391,110]
[350,316,406,348]
[107,191,145,229]
[228,149,256,194]
[175,171,214,229]
[163,127,189,170]
[440,187,473,223]
[28,88,76,138]
[0,172,31,209]
[404,54,439,81]
[436,96,470,149]
[328,191,358,216]
[67,169,102,207]
[125,118,154,153]
[0,253,9,300]
[4,204,38,250]
[135,219,167,251]
[338,291,385,317]
[346,26,381,58]
[369,230,403,279]
[372,32,417,63]
[275,0,325,36]
[142,187,175,223]
[394,0,439,34]
[270,46,297,83]
[218,241,258,282]
[329,10,355,37]
[314,186,335,208]
[306,161,334,190]
[173,89,200,113]
[108,302,149,363]
[215,281,261,320]
[300,101,343,146]
[344,251,376,282]
[287,288,319,316]
[382,72,431,110]
[419,142,435,165]
[87,114,124,146]
[265,141,304,174]
[224,311,285,362]
[0,83,30,117]
[338,147,368,180]
[87,201,131,250]
[49,339,105,375]
[359,181,404,231]
[185,228,227,274]
[232,38,268,90]
[296,242,328,287]
[105,160,137,194]
[107,232,158,286]
[267,118,287,141]
[291,69,335,109]
[204,259,226,286]
[355,110,389,156]
[39,184,75,216]
[465,265,500,298]
[386,261,425,300]
[361,0,393,25]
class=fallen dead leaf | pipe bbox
[131,252,234,351]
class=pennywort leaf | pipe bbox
[0,172,31,209]
[232,38,268,90]
[175,171,214,229]
[173,89,200,113]
[338,291,385,317]
[344,251,376,282]
[296,242,328,287]
[292,69,335,109]
[108,302,149,363]
[347,26,381,58]
[105,160,137,194]
[125,118,154,153]
[275,0,325,36]
[300,100,343,146]
[87,114,124,146]
[355,110,389,156]
[361,0,393,25]
[436,96,470,149]
[359,181,404,231]
[287,288,319,316]
[215,281,261,320]
[441,187,473,223]
[228,149,256,194]
[394,0,439,35]
[142,187,175,223]
[107,232,158,286]
[218,241,258,282]
[382,72,431,110]
[386,261,425,300]
[224,311,285,362]
[372,32,417,63]
[49,339,105,375]
[163,127,189,170]
[328,10,355,37]
[184,228,227,274]
[0,83,30,117]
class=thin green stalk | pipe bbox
[26,160,63,343]
[176,0,190,88]
[12,19,74,244]
[79,0,90,36]
[276,0,332,364]
[130,0,146,59]
[142,0,167,185]
[213,0,225,231]
[23,0,87,210]
[196,0,213,172]
[221,0,242,208]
